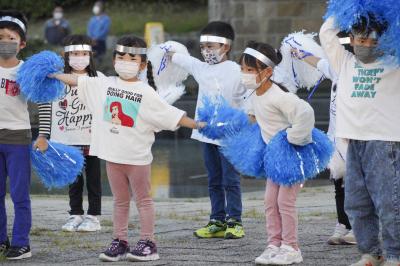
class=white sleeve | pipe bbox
[316,59,337,81]
[145,89,186,132]
[276,93,315,146]
[171,53,205,78]
[319,17,350,74]
[77,76,102,112]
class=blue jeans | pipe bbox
[203,143,242,222]
[345,140,400,261]
[0,144,31,247]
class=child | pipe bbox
[51,35,203,262]
[169,21,245,239]
[291,47,356,246]
[240,41,315,265]
[0,10,32,260]
[320,15,400,266]
[34,35,103,232]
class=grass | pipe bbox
[243,208,264,219]
[28,2,208,39]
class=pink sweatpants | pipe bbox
[265,179,301,249]
[106,161,155,242]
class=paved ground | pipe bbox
[2,185,359,265]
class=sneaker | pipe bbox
[255,245,280,265]
[0,238,10,256]
[350,254,384,266]
[194,219,226,238]
[62,215,83,232]
[126,239,160,262]
[342,230,357,245]
[224,218,245,239]
[99,239,129,262]
[382,260,400,266]
[327,223,349,245]
[77,215,101,232]
[269,244,303,265]
[6,246,32,260]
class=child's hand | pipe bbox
[291,48,305,60]
[47,73,57,78]
[34,136,49,152]
[196,121,207,129]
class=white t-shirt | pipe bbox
[251,83,315,145]
[77,76,185,165]
[320,17,400,141]
[0,61,30,130]
[316,59,338,140]
[172,54,245,145]
[51,72,104,145]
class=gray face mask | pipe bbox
[0,42,18,59]
[354,45,382,64]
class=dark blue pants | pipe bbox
[345,140,400,261]
[203,143,242,222]
[0,144,31,247]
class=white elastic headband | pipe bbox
[0,16,26,33]
[200,35,232,45]
[243,47,276,68]
[64,44,92,52]
[114,44,147,55]
[339,37,351,44]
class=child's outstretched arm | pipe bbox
[51,73,78,87]
[319,17,349,74]
[291,48,321,68]
[178,115,206,129]
[168,52,204,77]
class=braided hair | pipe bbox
[113,35,157,90]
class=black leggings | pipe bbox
[69,155,102,216]
[334,178,351,229]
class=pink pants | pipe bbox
[106,161,155,242]
[265,179,301,249]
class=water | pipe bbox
[30,139,330,199]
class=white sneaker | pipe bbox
[341,230,357,245]
[255,245,280,265]
[327,223,349,245]
[62,215,83,232]
[77,215,101,232]
[269,244,303,265]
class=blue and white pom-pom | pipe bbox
[197,95,250,140]
[325,0,400,65]
[263,128,334,186]
[144,41,190,104]
[279,31,327,92]
[17,50,65,103]
[221,123,267,178]
[31,141,84,189]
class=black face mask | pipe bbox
[0,42,18,59]
[353,45,382,64]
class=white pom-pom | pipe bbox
[146,41,190,104]
[279,31,327,91]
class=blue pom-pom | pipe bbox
[197,96,250,140]
[17,50,65,103]
[221,123,267,178]
[31,141,84,189]
[263,128,334,186]
[324,0,400,65]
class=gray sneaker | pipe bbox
[327,223,349,245]
[350,254,384,266]
[341,230,357,245]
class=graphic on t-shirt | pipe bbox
[1,78,20,96]
[351,63,384,99]
[103,87,142,128]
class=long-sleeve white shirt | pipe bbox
[251,83,315,145]
[172,53,244,145]
[320,17,400,141]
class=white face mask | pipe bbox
[201,47,225,65]
[69,55,90,71]
[114,60,140,80]
[53,12,63,20]
[241,71,268,91]
[93,5,101,15]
